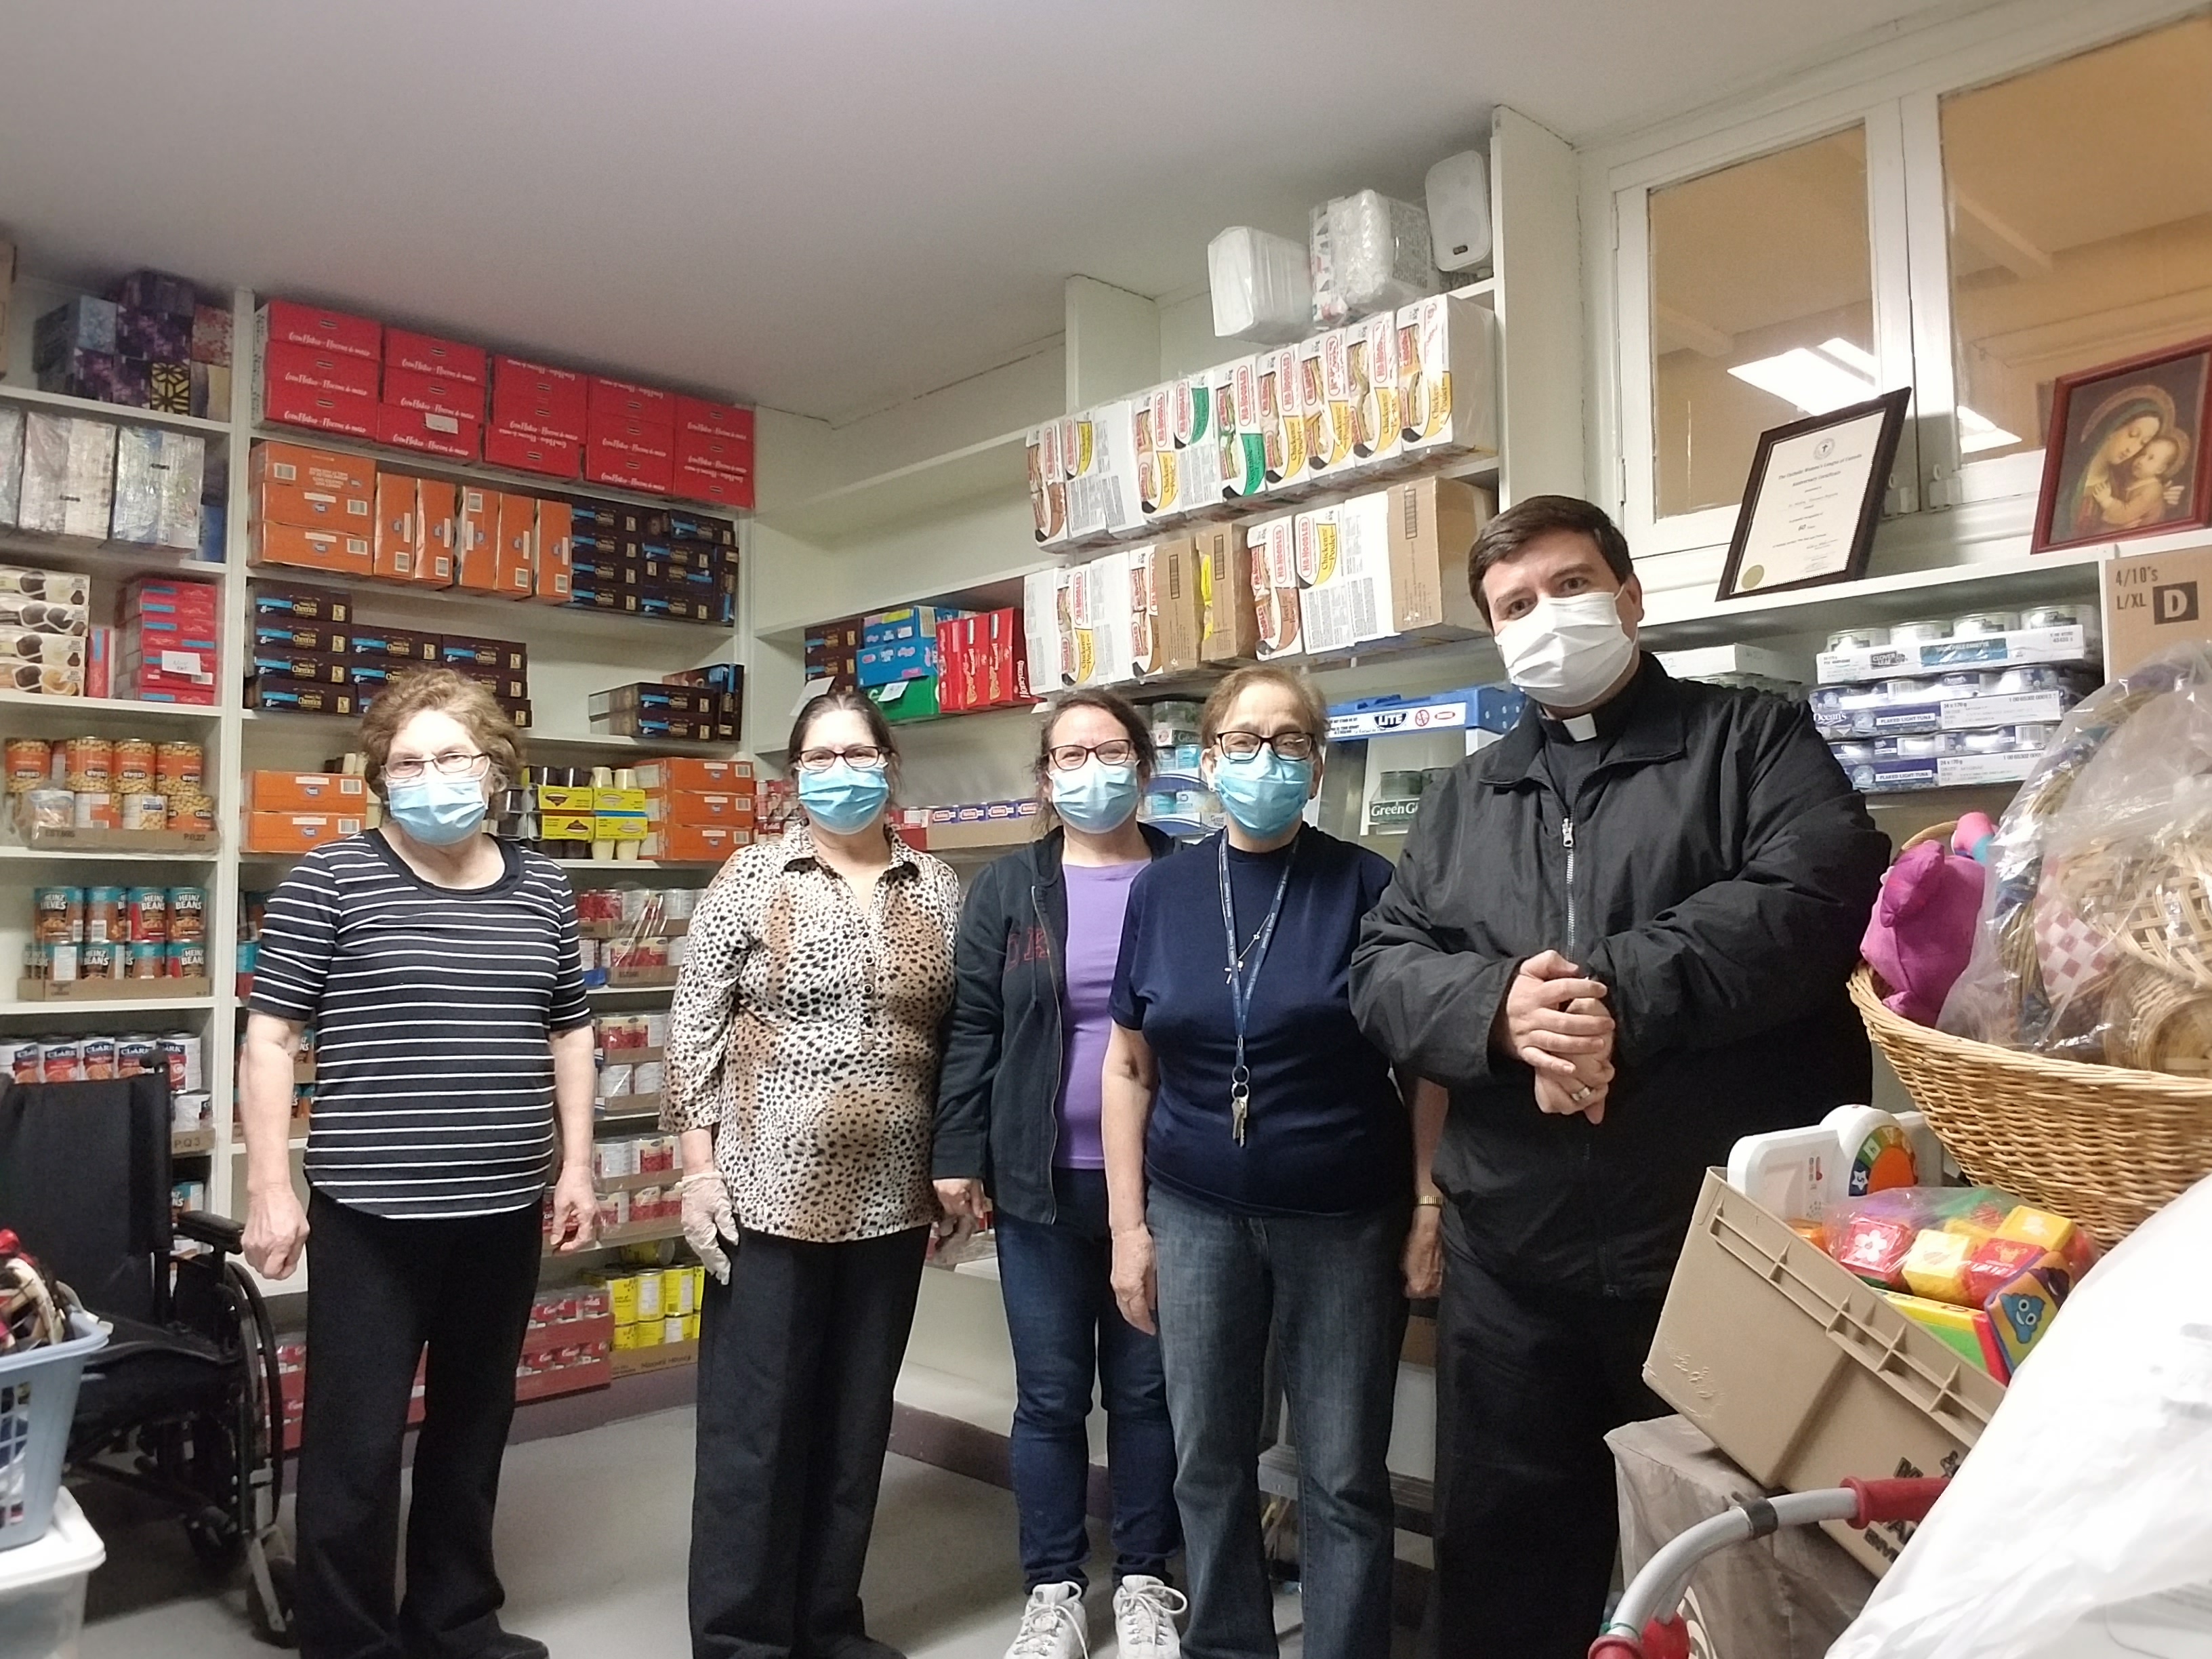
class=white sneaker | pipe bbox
[1007,1582,1088,1659]
[1111,1576,1187,1659]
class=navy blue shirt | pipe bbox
[1110,827,1408,1216]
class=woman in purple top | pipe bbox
[935,689,1185,1659]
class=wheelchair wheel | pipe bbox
[249,1553,298,1648]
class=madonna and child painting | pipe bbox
[2034,337,2212,552]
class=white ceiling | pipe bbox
[0,0,1963,426]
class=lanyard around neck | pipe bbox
[1218,830,1297,1147]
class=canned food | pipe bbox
[33,886,84,944]
[21,941,48,981]
[159,1033,202,1092]
[81,940,118,979]
[11,1040,43,1083]
[116,1036,157,1077]
[128,887,169,943]
[19,788,70,834]
[48,943,78,983]
[85,885,125,942]
[661,1265,696,1317]
[41,1042,82,1084]
[1951,611,2020,639]
[167,796,213,835]
[606,1274,639,1326]
[120,793,167,831]
[113,739,156,794]
[155,741,204,792]
[167,886,206,941]
[636,1272,665,1322]
[2022,604,2081,630]
[129,940,165,979]
[63,735,113,792]
[81,1037,117,1080]
[663,1315,687,1346]
[73,791,115,830]
[167,939,207,980]
[5,737,52,793]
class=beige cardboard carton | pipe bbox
[1172,373,1228,512]
[1221,359,1269,502]
[1351,310,1404,470]
[1137,386,1181,521]
[1248,515,1302,661]
[1258,344,1309,493]
[1069,550,1135,685]
[1397,294,1500,459]
[1067,401,1146,543]
[1294,493,1395,657]
[2104,538,2212,678]
[1027,423,1069,547]
[1195,520,1259,664]
[1389,476,1497,640]
[1023,566,1076,690]
[1151,535,1207,674]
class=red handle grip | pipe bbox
[1845,1476,1950,1527]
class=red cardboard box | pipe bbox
[264,338,380,402]
[372,473,418,582]
[936,618,971,714]
[250,442,375,528]
[674,398,753,443]
[455,487,499,592]
[415,478,457,587]
[249,520,374,578]
[491,357,587,442]
[584,433,673,494]
[259,298,381,362]
[382,365,484,424]
[533,500,573,604]
[983,607,1030,707]
[495,493,538,599]
[384,328,486,386]
[258,370,376,440]
[484,427,582,480]
[588,377,674,424]
[671,462,753,510]
[376,404,480,462]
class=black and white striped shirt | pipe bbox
[248,832,592,1221]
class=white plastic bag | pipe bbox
[1828,1174,2212,1659]
[1313,191,1438,325]
[1208,227,1313,345]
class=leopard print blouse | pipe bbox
[663,821,961,1243]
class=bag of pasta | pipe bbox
[1938,643,2212,1073]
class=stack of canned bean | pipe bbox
[5,735,213,835]
[26,882,209,983]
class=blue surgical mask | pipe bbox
[387,774,488,845]
[799,762,890,835]
[1212,750,1313,838]
[1051,758,1140,834]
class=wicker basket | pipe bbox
[1851,962,2212,1245]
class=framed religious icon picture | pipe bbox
[1716,388,1911,602]
[2031,337,2212,554]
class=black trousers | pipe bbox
[1429,1204,1668,1659]
[690,1225,930,1659]
[295,1189,544,1659]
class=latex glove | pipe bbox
[680,1170,739,1284]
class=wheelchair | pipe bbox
[0,1072,296,1645]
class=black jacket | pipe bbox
[933,823,1176,1225]
[1349,658,1886,1298]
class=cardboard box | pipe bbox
[645,823,747,864]
[1351,310,1403,468]
[1195,524,1256,665]
[250,520,373,577]
[594,812,650,842]
[251,583,352,626]
[2104,540,2212,678]
[1293,495,1393,657]
[590,682,718,716]
[534,500,573,602]
[1388,475,1495,640]
[672,397,752,444]
[251,441,374,529]
[495,492,538,598]
[590,377,674,424]
[1026,422,1069,547]
[1021,567,1071,691]
[191,305,232,367]
[255,367,377,441]
[371,472,417,581]
[1302,331,1353,480]
[376,403,479,462]
[1149,535,1207,675]
[247,677,360,718]
[1647,1172,2003,1577]
[541,811,597,841]
[1223,359,1271,501]
[258,299,380,362]
[1069,550,1135,686]
[455,488,499,592]
[670,462,751,510]
[1815,625,2095,684]
[936,617,974,714]
[585,430,674,495]
[249,771,369,812]
[1134,384,1177,521]
[348,626,440,664]
[634,758,753,792]
[384,328,485,386]
[251,645,350,684]
[1249,516,1302,659]
[382,365,483,424]
[438,635,527,674]
[490,357,588,442]
[1396,294,1500,460]
[484,427,581,480]
[254,618,349,655]
[262,337,378,403]
[1259,345,1311,491]
[645,790,752,827]
[1066,401,1147,542]
[864,606,962,647]
[866,676,940,722]
[247,809,367,853]
[414,478,457,587]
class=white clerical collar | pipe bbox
[1562,714,1599,741]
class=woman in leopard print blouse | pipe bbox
[663,689,961,1659]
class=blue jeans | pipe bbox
[1147,1183,1408,1659]
[996,1168,1181,1591]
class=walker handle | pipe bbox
[1844,1476,1950,1528]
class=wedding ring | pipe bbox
[1572,1085,1593,1104]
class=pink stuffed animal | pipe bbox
[1862,836,1988,1025]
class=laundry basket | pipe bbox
[0,1312,105,1551]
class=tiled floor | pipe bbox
[75,1407,1315,1659]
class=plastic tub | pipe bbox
[0,1312,107,1551]
[0,1488,103,1659]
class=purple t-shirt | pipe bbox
[1056,860,1147,1169]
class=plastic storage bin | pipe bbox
[0,1312,107,1551]
[0,1488,103,1659]
[1645,1171,2005,1577]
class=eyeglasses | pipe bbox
[795,745,889,773]
[1046,739,1139,773]
[1215,730,1319,762]
[384,750,489,784]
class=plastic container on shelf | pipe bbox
[0,1489,104,1659]
[1208,228,1313,346]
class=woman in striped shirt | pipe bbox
[241,670,600,1659]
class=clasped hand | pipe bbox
[1495,949,1615,1123]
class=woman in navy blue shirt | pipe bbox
[1103,665,1445,1659]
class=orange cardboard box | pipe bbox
[247,811,366,854]
[533,500,573,603]
[249,520,373,578]
[455,487,499,592]
[645,790,754,827]
[495,492,538,598]
[250,442,373,528]
[414,478,457,587]
[647,823,750,863]
[635,758,754,793]
[372,473,417,581]
[249,771,369,813]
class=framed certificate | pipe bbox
[1715,388,1911,602]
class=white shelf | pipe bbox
[0,994,216,1015]
[332,577,735,644]
[0,686,224,721]
[758,428,1031,546]
[0,382,232,438]
[0,843,222,863]
[0,528,230,583]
